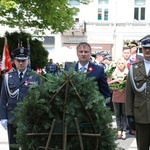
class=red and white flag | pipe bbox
[1,38,12,72]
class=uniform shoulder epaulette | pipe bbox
[132,60,143,66]
[132,61,139,65]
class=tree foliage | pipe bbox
[14,69,117,150]
[0,31,48,70]
[0,0,16,10]
[0,0,91,33]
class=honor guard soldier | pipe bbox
[126,37,150,150]
[0,47,41,150]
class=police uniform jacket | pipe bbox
[74,62,110,99]
[0,69,41,123]
[126,60,150,124]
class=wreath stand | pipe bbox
[26,72,101,150]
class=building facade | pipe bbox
[0,0,150,63]
[56,0,150,62]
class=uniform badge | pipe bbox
[134,65,138,69]
[20,48,24,53]
[25,81,28,86]
[29,76,33,79]
[9,75,12,78]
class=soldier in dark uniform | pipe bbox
[126,38,150,150]
[93,51,107,69]
[0,47,41,150]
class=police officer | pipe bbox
[93,51,107,69]
[0,47,40,150]
[126,37,150,150]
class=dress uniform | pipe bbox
[93,52,106,69]
[126,38,150,150]
[0,47,40,150]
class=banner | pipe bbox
[2,38,12,72]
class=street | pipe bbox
[0,118,137,150]
[112,116,137,150]
[0,122,9,150]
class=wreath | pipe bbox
[109,75,127,92]
[13,69,117,150]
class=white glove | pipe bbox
[1,119,8,130]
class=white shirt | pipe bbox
[144,59,150,75]
[18,69,27,78]
[78,62,89,72]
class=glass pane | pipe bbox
[104,9,108,20]
[98,0,108,4]
[141,7,145,20]
[75,18,79,22]
[69,0,80,5]
[135,0,145,6]
[98,8,102,20]
[134,7,139,20]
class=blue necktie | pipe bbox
[81,67,86,72]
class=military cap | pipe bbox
[141,38,150,47]
[95,52,101,56]
[96,51,107,57]
[127,41,138,48]
[104,55,112,61]
[11,47,30,60]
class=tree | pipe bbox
[0,0,91,34]
[0,31,49,70]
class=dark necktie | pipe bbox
[20,72,23,82]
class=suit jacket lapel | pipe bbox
[75,63,79,72]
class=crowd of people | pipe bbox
[40,39,149,147]
[1,37,150,149]
[89,38,150,150]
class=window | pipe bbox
[98,0,108,4]
[134,0,145,21]
[75,18,79,22]
[98,0,109,21]
[69,0,80,5]
[104,9,108,21]
[98,9,102,20]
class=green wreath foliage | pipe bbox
[14,69,117,150]
[109,80,127,92]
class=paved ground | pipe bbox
[112,116,137,150]
[0,123,9,150]
[0,117,137,150]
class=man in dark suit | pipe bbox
[0,47,41,150]
[74,42,110,100]
[126,38,150,150]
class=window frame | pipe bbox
[98,0,109,21]
[134,0,145,21]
